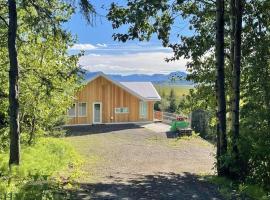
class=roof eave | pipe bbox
[144,98,161,101]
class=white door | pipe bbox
[93,102,102,124]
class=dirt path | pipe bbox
[65,124,224,200]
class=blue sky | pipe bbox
[64,0,191,75]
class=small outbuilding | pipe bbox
[67,72,161,125]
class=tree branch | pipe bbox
[0,15,8,27]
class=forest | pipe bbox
[0,0,270,199]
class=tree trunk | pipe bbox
[228,0,235,134]
[215,0,228,176]
[231,0,243,170]
[8,0,20,166]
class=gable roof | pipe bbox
[120,82,161,101]
[86,72,161,101]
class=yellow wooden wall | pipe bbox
[68,76,154,125]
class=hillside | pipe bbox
[84,71,193,85]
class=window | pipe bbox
[68,103,76,117]
[139,101,148,119]
[115,107,129,114]
[78,102,87,117]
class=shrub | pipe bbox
[206,176,270,200]
[0,138,82,198]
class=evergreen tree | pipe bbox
[168,89,177,113]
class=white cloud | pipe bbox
[96,43,108,47]
[93,43,169,52]
[88,53,101,57]
[79,52,188,75]
[69,43,96,50]
[69,43,170,53]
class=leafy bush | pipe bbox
[0,138,82,198]
[0,127,9,153]
[239,127,270,191]
[206,176,270,200]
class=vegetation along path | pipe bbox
[65,123,224,200]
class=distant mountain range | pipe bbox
[84,71,192,85]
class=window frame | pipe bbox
[78,102,87,117]
[115,107,129,114]
[68,103,76,118]
[139,101,148,119]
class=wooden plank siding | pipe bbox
[67,76,155,125]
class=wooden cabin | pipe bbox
[67,73,161,125]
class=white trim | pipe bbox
[149,83,161,101]
[78,102,87,117]
[85,72,148,101]
[67,103,76,118]
[93,102,102,124]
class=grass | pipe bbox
[0,137,83,199]
[205,176,270,200]
[154,84,193,99]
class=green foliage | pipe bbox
[0,128,9,152]
[167,89,177,113]
[0,46,9,152]
[0,0,84,147]
[0,138,82,198]
[107,0,270,191]
[18,34,83,142]
[178,88,216,140]
[0,0,94,196]
[239,127,270,191]
[205,176,270,200]
[237,0,270,189]
[191,110,210,139]
[154,84,192,112]
[108,1,173,45]
[79,0,97,25]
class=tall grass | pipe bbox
[0,138,82,198]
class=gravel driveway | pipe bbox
[65,123,223,200]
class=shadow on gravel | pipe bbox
[64,124,143,136]
[70,172,224,200]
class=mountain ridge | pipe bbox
[84,71,192,85]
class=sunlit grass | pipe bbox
[0,138,83,198]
